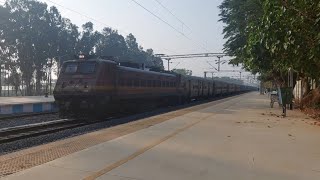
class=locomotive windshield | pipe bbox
[65,63,78,73]
[63,61,97,74]
[79,62,96,74]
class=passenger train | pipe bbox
[53,56,256,118]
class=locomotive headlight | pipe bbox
[82,83,90,92]
[82,89,90,92]
[84,83,89,88]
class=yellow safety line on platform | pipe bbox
[83,114,212,180]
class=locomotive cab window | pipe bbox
[62,62,97,74]
[64,63,78,73]
[79,62,96,74]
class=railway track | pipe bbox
[0,112,58,121]
[0,119,84,144]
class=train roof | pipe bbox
[182,75,231,84]
[118,66,176,77]
[63,58,117,64]
[63,58,176,77]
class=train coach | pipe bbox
[53,56,255,118]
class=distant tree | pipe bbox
[0,5,11,95]
[219,0,320,93]
[151,56,164,70]
[0,6,10,25]
[172,68,192,76]
[95,27,128,59]
[0,0,165,97]
[76,22,99,55]
[125,33,139,52]
[55,17,79,65]
[6,63,21,96]
[2,0,76,95]
[3,0,51,94]
[125,33,143,63]
[142,48,164,70]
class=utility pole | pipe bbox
[204,72,207,78]
[239,72,242,80]
[217,56,222,71]
[5,65,8,96]
[45,66,48,97]
[165,58,171,71]
[49,58,52,96]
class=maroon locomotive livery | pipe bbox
[53,57,254,118]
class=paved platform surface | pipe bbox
[0,96,55,114]
[0,96,54,105]
[3,93,320,180]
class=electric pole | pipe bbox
[165,58,171,71]
[217,55,222,71]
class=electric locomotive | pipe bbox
[53,56,184,118]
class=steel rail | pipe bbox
[0,118,83,144]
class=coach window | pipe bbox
[127,79,132,87]
[141,80,146,87]
[119,79,125,86]
[161,81,165,87]
[134,80,139,87]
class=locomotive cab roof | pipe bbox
[63,57,117,65]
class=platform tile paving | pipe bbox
[0,96,54,105]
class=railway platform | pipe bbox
[0,96,55,115]
[2,92,320,180]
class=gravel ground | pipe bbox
[0,113,59,129]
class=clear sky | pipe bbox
[3,0,254,81]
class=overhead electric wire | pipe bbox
[46,0,208,55]
[130,0,185,36]
[44,0,179,55]
[46,0,128,35]
[153,0,191,32]
[152,0,211,53]
[130,0,210,52]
